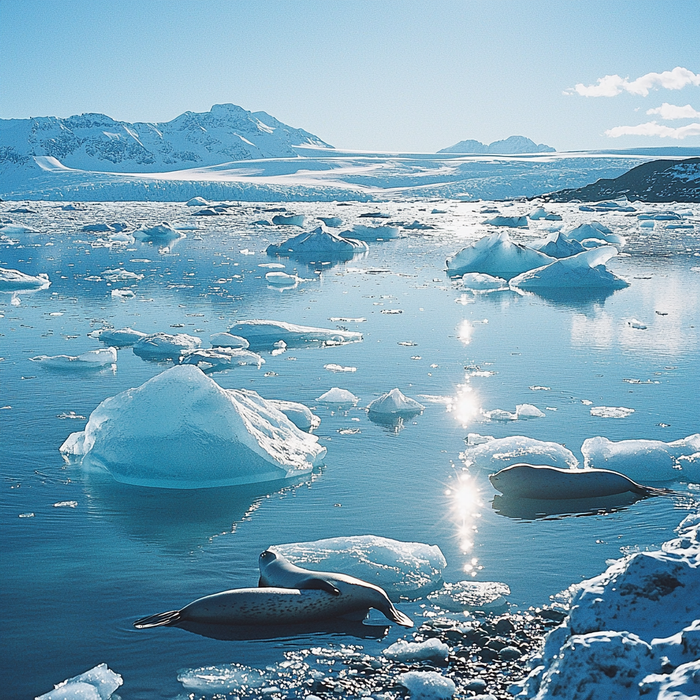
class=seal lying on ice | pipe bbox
[489,463,670,500]
[258,549,413,627]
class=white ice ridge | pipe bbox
[271,535,447,600]
[367,388,425,417]
[93,328,148,346]
[267,399,320,431]
[510,247,630,290]
[399,671,456,700]
[563,221,626,246]
[384,638,450,663]
[581,434,700,482]
[266,226,368,257]
[31,347,117,370]
[318,215,343,227]
[228,319,363,351]
[210,332,249,349]
[132,222,184,241]
[186,196,209,206]
[132,332,202,360]
[511,513,700,700]
[343,224,399,240]
[462,435,579,470]
[317,387,360,404]
[446,232,554,280]
[178,347,264,372]
[0,267,51,291]
[36,663,123,700]
[460,272,508,292]
[59,365,326,488]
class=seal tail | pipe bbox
[382,603,414,628]
[634,484,673,497]
[133,609,182,629]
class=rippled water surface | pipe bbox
[2,200,700,698]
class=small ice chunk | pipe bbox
[268,399,320,431]
[59,365,326,488]
[101,268,143,282]
[31,347,117,370]
[229,319,362,351]
[462,435,579,470]
[111,289,135,299]
[36,663,123,700]
[132,333,201,360]
[460,272,508,292]
[265,271,300,286]
[210,332,249,349]
[82,223,115,232]
[384,638,450,662]
[93,328,147,346]
[427,580,510,612]
[272,213,305,226]
[178,347,264,372]
[399,670,456,700]
[367,388,425,418]
[515,404,546,419]
[482,408,518,422]
[0,267,51,291]
[483,215,528,228]
[132,222,184,241]
[317,387,359,405]
[178,663,267,692]
[271,535,447,600]
[627,318,647,329]
[589,406,635,418]
[324,363,356,373]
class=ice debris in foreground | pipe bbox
[271,535,447,601]
[446,232,553,280]
[367,388,425,418]
[317,387,359,405]
[462,435,579,470]
[511,513,700,700]
[0,267,51,291]
[36,663,122,700]
[30,347,117,370]
[581,434,700,482]
[510,247,629,291]
[59,365,325,488]
[384,638,450,662]
[229,319,363,351]
[399,670,456,700]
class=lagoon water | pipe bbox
[2,200,700,698]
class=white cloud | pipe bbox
[646,103,700,120]
[571,67,700,98]
[605,121,700,139]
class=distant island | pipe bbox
[439,135,555,155]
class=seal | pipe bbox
[489,463,670,500]
[133,585,408,629]
[258,549,413,627]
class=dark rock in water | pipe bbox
[499,645,522,660]
[542,157,700,203]
[464,677,488,692]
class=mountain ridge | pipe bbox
[439,135,555,155]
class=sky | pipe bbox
[1,0,699,153]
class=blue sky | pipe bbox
[1,0,699,152]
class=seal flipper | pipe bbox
[299,576,341,596]
[133,610,182,629]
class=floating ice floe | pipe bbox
[82,223,116,232]
[60,365,326,488]
[446,232,553,280]
[186,196,209,206]
[228,319,362,351]
[581,434,700,482]
[462,435,579,470]
[579,200,636,213]
[108,231,135,245]
[93,327,147,346]
[510,247,629,291]
[589,406,635,418]
[178,663,267,693]
[270,535,447,600]
[0,267,51,291]
[272,213,305,226]
[638,211,682,221]
[265,271,301,287]
[427,580,510,613]
[483,215,529,228]
[529,207,562,221]
[533,232,586,259]
[403,220,435,230]
[266,227,368,258]
[209,332,249,349]
[132,222,184,241]
[268,399,320,431]
[317,387,360,405]
[101,268,144,282]
[482,404,545,421]
[343,224,399,240]
[111,289,135,299]
[367,389,425,419]
[318,216,343,227]
[399,671,456,700]
[178,347,264,372]
[460,272,509,292]
[132,333,202,360]
[512,515,700,700]
[563,222,625,246]
[384,638,450,663]
[31,347,117,370]
[36,663,123,700]
[0,223,38,235]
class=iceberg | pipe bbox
[178,347,264,372]
[101,268,143,282]
[271,535,447,600]
[266,226,368,258]
[460,272,508,292]
[267,399,320,431]
[0,267,51,291]
[317,387,359,405]
[209,332,250,349]
[228,319,362,351]
[510,247,630,290]
[272,213,305,226]
[132,222,184,241]
[483,215,529,228]
[367,388,425,418]
[36,663,123,700]
[59,365,326,488]
[534,232,586,259]
[581,434,700,482]
[462,435,579,470]
[93,327,147,346]
[343,224,399,240]
[31,347,117,370]
[132,332,202,360]
[446,232,553,280]
[564,222,625,246]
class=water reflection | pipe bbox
[446,471,483,576]
[446,385,481,427]
[457,320,473,345]
[491,492,644,521]
[518,287,618,309]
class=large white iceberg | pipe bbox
[59,365,326,488]
[0,267,51,291]
[581,434,700,482]
[36,663,123,700]
[510,247,630,291]
[367,388,425,418]
[266,226,368,258]
[271,535,447,600]
[462,435,579,470]
[132,332,202,360]
[31,347,117,370]
[228,319,362,351]
[446,232,553,279]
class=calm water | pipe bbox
[1,200,699,698]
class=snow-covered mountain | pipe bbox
[439,135,555,154]
[0,103,332,175]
